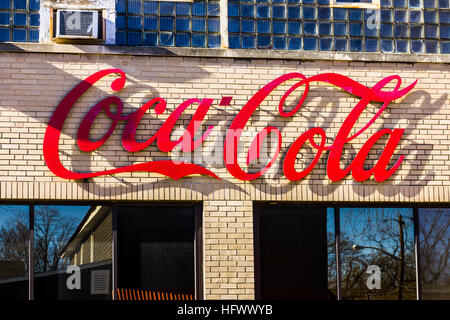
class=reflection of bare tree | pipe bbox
[339,208,416,300]
[419,209,450,299]
[0,206,78,274]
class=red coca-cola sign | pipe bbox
[43,69,417,182]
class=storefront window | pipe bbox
[419,208,450,300]
[33,205,113,300]
[117,205,200,300]
[0,205,29,299]
[340,208,416,300]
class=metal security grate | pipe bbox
[0,0,39,42]
[116,0,221,47]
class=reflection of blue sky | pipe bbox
[340,207,415,255]
[0,205,90,227]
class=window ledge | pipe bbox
[0,42,449,64]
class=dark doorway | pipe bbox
[117,204,202,299]
[255,204,329,300]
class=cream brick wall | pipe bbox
[0,51,449,299]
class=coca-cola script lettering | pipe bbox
[43,69,417,182]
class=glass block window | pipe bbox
[0,0,40,42]
[116,0,221,48]
[228,0,450,54]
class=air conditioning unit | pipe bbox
[55,10,99,39]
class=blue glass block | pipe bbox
[350,39,362,52]
[380,23,393,37]
[365,24,379,37]
[393,0,406,7]
[334,38,347,51]
[273,6,285,18]
[209,19,220,33]
[396,40,408,52]
[287,7,301,19]
[13,0,27,10]
[303,37,317,50]
[304,22,317,35]
[442,41,450,53]
[116,15,125,29]
[193,2,206,16]
[319,22,331,35]
[424,11,437,23]
[115,30,126,45]
[208,3,220,16]
[273,37,286,49]
[410,11,422,23]
[144,1,158,14]
[394,10,407,22]
[257,5,269,18]
[144,16,157,30]
[440,11,450,23]
[423,0,436,7]
[176,17,190,31]
[127,31,142,45]
[334,22,347,36]
[365,39,378,52]
[160,2,174,15]
[303,7,316,20]
[257,35,271,48]
[257,20,270,33]
[318,0,329,4]
[30,0,39,11]
[349,9,362,21]
[425,25,438,38]
[229,19,240,33]
[380,0,392,5]
[319,38,332,51]
[208,34,221,48]
[318,7,331,20]
[409,0,421,7]
[30,13,39,27]
[333,8,347,21]
[0,12,9,25]
[288,37,301,50]
[176,33,190,47]
[192,33,206,47]
[288,0,301,3]
[0,0,10,9]
[303,0,316,3]
[159,32,174,46]
[242,35,255,48]
[411,40,423,52]
[288,21,301,34]
[381,39,393,52]
[229,35,241,48]
[395,24,408,38]
[160,17,174,31]
[228,3,239,17]
[192,18,205,32]
[144,32,158,46]
[425,41,438,53]
[127,0,141,14]
[12,28,26,41]
[439,0,449,8]
[127,16,142,30]
[241,19,254,32]
[381,10,392,22]
[350,23,362,36]
[410,25,423,38]
[29,29,38,42]
[441,26,450,39]
[273,20,285,34]
[176,2,190,15]
[241,4,254,17]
